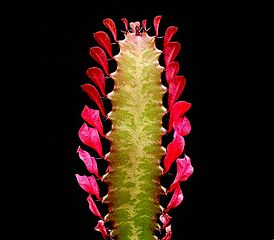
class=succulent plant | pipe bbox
[75,16,193,240]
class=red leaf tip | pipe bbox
[166,185,184,212]
[121,18,129,32]
[153,15,162,37]
[95,220,108,239]
[75,174,101,200]
[169,155,194,192]
[103,18,117,42]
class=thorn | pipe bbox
[102,194,108,203]
[161,186,168,195]
[160,205,165,212]
[104,152,110,159]
[161,146,166,153]
[101,172,109,181]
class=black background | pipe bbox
[13,1,271,239]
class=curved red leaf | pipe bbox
[164,26,178,48]
[160,213,171,229]
[153,15,162,37]
[78,123,103,158]
[169,155,193,192]
[165,61,180,84]
[94,31,113,58]
[77,146,101,179]
[168,75,186,111]
[75,174,101,200]
[142,19,147,30]
[87,194,103,219]
[164,42,181,66]
[166,185,184,212]
[81,105,105,137]
[121,18,129,32]
[86,67,106,96]
[162,225,172,240]
[103,18,117,42]
[89,47,109,76]
[81,84,106,117]
[173,116,191,137]
[168,101,191,132]
[163,132,185,174]
[95,220,108,240]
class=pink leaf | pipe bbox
[103,18,117,42]
[89,47,109,76]
[168,75,186,111]
[81,105,105,137]
[162,225,172,240]
[87,194,103,219]
[164,26,178,48]
[87,67,106,96]
[166,185,184,212]
[94,220,108,240]
[173,116,191,137]
[142,19,147,30]
[75,174,101,200]
[164,42,181,66]
[77,146,101,179]
[165,61,180,84]
[121,18,129,32]
[93,31,113,58]
[153,15,162,37]
[163,132,185,174]
[160,213,171,229]
[168,101,191,132]
[78,123,103,158]
[81,84,106,117]
[86,67,106,96]
[169,155,194,192]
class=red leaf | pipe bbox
[165,61,180,84]
[81,105,105,137]
[87,194,103,219]
[169,155,194,192]
[168,75,186,111]
[81,84,106,117]
[162,225,172,240]
[166,185,184,212]
[78,123,103,158]
[121,18,129,32]
[86,67,106,96]
[94,31,113,58]
[142,19,147,30]
[160,213,171,229]
[153,15,162,37]
[168,101,191,132]
[164,42,181,66]
[163,132,185,174]
[94,220,108,240]
[77,146,101,179]
[103,18,117,42]
[173,116,191,137]
[164,26,178,48]
[89,47,109,76]
[75,174,101,200]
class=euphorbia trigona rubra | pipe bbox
[75,16,193,240]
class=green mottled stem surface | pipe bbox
[105,33,165,240]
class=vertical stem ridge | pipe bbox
[105,33,165,240]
